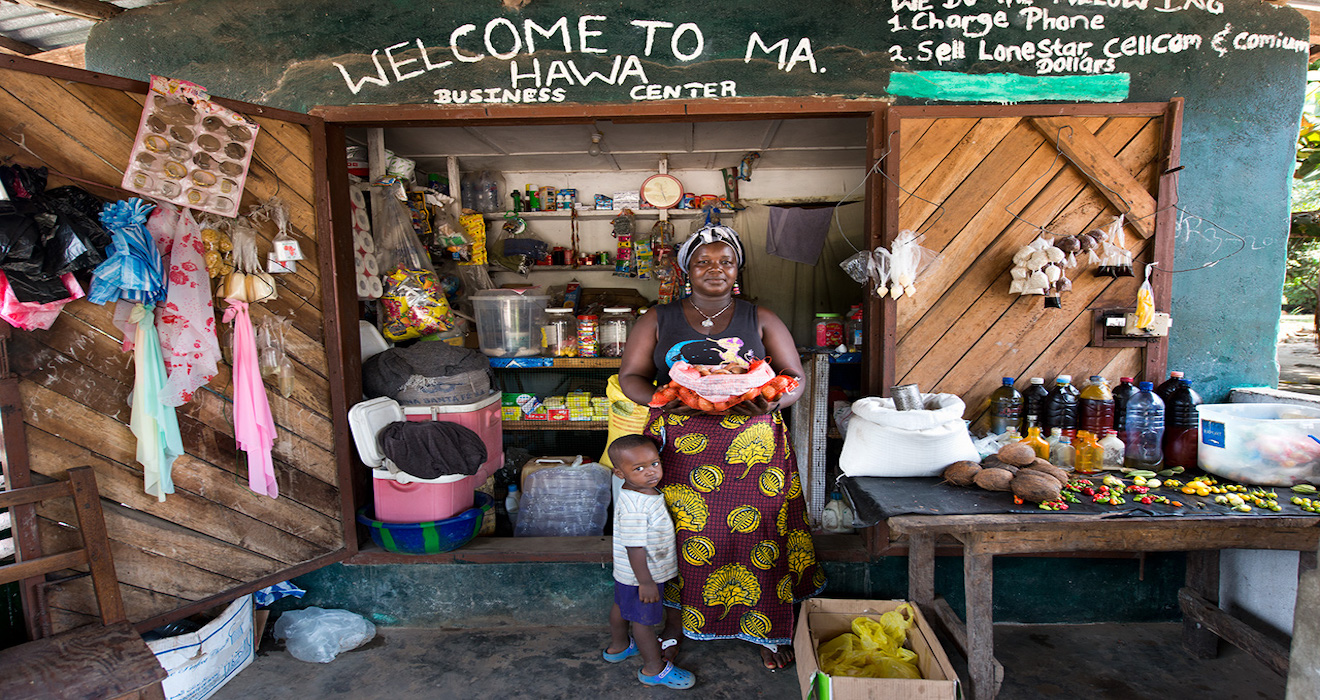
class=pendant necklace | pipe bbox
[690,298,733,330]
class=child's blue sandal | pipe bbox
[602,638,640,663]
[638,661,695,689]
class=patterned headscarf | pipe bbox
[676,223,745,274]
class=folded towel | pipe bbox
[766,205,835,265]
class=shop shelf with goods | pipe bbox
[492,357,620,459]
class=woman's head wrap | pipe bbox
[676,223,745,274]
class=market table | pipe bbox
[841,476,1320,700]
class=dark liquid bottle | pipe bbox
[1111,377,1138,432]
[1041,375,1078,434]
[1022,378,1049,427]
[988,377,1023,435]
[1163,376,1202,469]
[1078,375,1114,437]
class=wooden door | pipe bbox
[0,55,353,637]
[887,103,1181,432]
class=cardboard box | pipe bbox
[149,594,255,700]
[794,598,960,700]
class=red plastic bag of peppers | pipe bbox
[648,358,800,413]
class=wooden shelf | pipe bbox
[484,209,703,221]
[502,420,608,431]
[487,265,624,273]
[489,357,621,369]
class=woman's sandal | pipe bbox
[602,638,640,663]
[638,661,696,689]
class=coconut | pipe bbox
[973,467,1015,492]
[943,461,982,487]
[996,443,1037,467]
[1012,470,1063,502]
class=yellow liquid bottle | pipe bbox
[1019,426,1050,460]
[1073,430,1104,474]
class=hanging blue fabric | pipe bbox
[89,199,166,305]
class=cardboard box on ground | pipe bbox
[794,598,960,700]
[148,594,258,700]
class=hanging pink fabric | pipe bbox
[223,299,278,499]
[0,271,84,331]
[149,204,221,406]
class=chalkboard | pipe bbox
[85,0,1306,113]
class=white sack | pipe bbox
[839,393,980,477]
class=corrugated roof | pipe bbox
[0,0,162,54]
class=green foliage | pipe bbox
[1286,61,1320,311]
[1285,217,1320,313]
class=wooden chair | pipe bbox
[0,466,168,699]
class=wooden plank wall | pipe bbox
[0,63,343,633]
[894,114,1163,433]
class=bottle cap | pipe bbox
[1138,381,1155,390]
[818,313,841,318]
[1030,377,1044,384]
[831,491,841,499]
[603,307,631,313]
[1002,377,1015,385]
[1090,375,1104,382]
[1056,375,1071,383]
[1170,371,1183,378]
[1120,377,1134,383]
[509,484,518,492]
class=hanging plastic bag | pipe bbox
[1134,265,1155,330]
[884,230,940,299]
[374,181,454,341]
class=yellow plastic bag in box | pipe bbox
[817,605,923,679]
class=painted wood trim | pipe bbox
[311,97,890,126]
[1147,97,1183,382]
[877,108,900,396]
[892,102,1170,120]
[313,120,363,557]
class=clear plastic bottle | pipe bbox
[1073,430,1104,474]
[1079,376,1114,436]
[481,171,501,213]
[1047,427,1074,469]
[1022,378,1049,425]
[996,425,1023,447]
[1163,375,1202,469]
[1098,429,1125,471]
[1041,375,1078,434]
[460,173,478,210]
[1112,377,1138,433]
[988,377,1024,436]
[821,491,854,534]
[1123,381,1165,470]
[515,459,612,537]
[1020,424,1050,460]
[505,484,521,527]
[846,304,864,352]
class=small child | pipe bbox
[601,434,695,689]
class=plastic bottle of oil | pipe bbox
[1123,382,1165,471]
[1098,429,1126,471]
[1073,430,1104,474]
[988,377,1023,436]
[1020,423,1050,460]
[1078,376,1114,436]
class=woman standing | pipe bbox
[618,223,825,669]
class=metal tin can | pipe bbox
[891,384,923,411]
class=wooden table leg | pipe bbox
[908,532,935,609]
[964,537,998,700]
[1183,549,1220,658]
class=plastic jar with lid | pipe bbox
[814,313,844,349]
[600,307,635,357]
[577,314,599,357]
[542,308,578,357]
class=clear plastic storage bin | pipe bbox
[471,289,549,358]
[1197,403,1320,486]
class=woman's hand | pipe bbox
[661,398,705,416]
[728,395,778,416]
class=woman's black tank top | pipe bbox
[651,299,764,384]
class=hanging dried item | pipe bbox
[1094,215,1135,278]
[876,230,939,299]
[1008,232,1071,308]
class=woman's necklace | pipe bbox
[689,298,733,329]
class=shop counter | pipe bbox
[840,475,1320,700]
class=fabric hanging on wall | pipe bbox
[225,298,279,499]
[128,303,183,502]
[765,205,836,265]
[0,270,84,331]
[734,203,866,343]
[148,204,222,406]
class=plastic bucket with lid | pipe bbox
[470,289,549,358]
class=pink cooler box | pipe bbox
[370,392,503,523]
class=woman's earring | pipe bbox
[733,280,741,296]
[683,280,691,296]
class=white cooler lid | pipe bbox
[349,397,405,467]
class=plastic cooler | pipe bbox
[349,394,504,524]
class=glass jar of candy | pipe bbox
[542,308,578,357]
[600,307,635,357]
[814,313,844,350]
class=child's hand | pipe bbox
[638,582,661,603]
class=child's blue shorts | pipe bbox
[614,580,671,626]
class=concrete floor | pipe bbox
[213,621,1286,699]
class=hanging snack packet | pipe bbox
[373,181,455,341]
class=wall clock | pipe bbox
[641,173,684,209]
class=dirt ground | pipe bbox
[1276,314,1320,396]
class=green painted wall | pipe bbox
[279,554,1184,627]
[85,0,1309,400]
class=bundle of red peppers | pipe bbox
[648,358,799,413]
